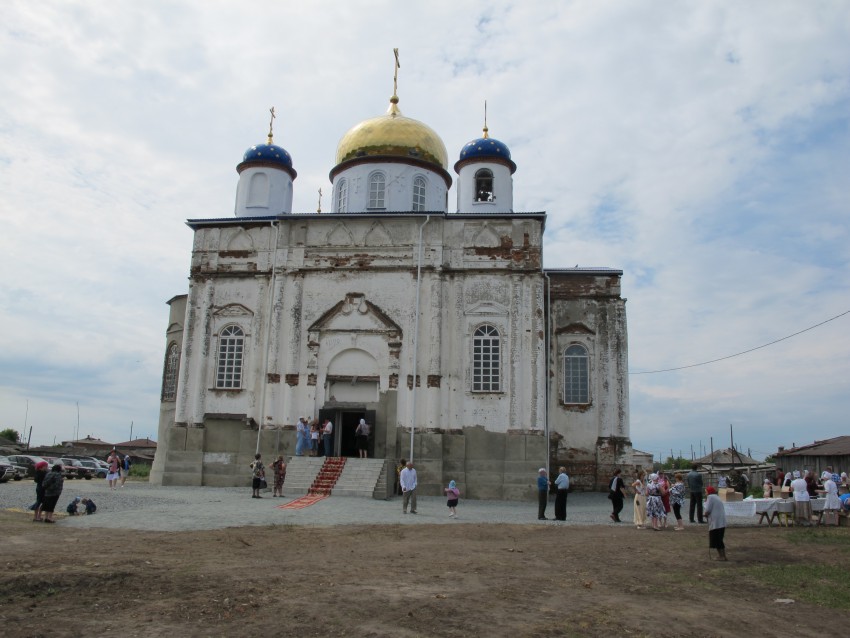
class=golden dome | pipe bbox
[334,99,448,169]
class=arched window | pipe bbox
[247,172,269,207]
[336,178,348,212]
[563,344,589,404]
[472,324,501,392]
[412,175,426,211]
[216,326,245,389]
[368,172,386,209]
[474,169,494,202]
[161,342,180,401]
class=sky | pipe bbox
[1,1,848,461]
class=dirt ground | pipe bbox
[1,512,847,638]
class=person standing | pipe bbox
[310,421,320,456]
[631,470,647,529]
[537,468,550,520]
[41,463,65,524]
[31,460,49,522]
[790,470,812,526]
[645,474,666,531]
[670,473,686,531]
[609,468,627,522]
[658,471,671,529]
[271,455,287,498]
[554,467,570,521]
[322,418,334,457]
[106,449,120,491]
[354,418,370,459]
[120,454,132,487]
[399,461,418,514]
[250,453,265,499]
[704,486,728,560]
[687,464,706,524]
[820,470,841,525]
[395,458,406,495]
[295,417,307,457]
[445,480,460,518]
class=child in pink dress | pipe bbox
[445,480,460,518]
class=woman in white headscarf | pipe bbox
[354,418,370,458]
[645,474,666,531]
[821,471,842,514]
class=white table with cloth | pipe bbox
[752,498,794,526]
[721,500,757,519]
[750,498,828,526]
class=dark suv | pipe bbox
[7,455,48,478]
[58,458,94,480]
[0,456,26,481]
[0,458,14,483]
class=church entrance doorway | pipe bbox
[318,408,376,458]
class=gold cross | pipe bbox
[268,106,276,142]
[392,48,401,97]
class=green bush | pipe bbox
[129,463,150,478]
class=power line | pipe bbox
[630,309,850,375]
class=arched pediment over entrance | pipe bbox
[308,294,402,339]
[307,294,402,374]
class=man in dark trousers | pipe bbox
[609,468,627,522]
[687,464,706,523]
[537,468,550,520]
[554,466,570,521]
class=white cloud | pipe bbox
[1,1,848,459]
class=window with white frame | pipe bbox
[216,325,245,389]
[474,169,494,202]
[412,175,426,211]
[336,178,348,212]
[368,172,386,209]
[563,344,589,404]
[161,342,180,401]
[472,324,501,392]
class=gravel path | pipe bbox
[0,479,757,532]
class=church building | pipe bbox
[151,63,631,499]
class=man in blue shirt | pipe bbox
[537,468,550,520]
[554,467,570,521]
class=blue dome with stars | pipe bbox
[237,138,297,179]
[455,130,516,174]
[242,143,293,168]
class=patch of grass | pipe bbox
[786,528,850,548]
[743,564,850,609]
[129,463,150,478]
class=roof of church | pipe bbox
[187,211,547,229]
[240,143,293,169]
[335,98,448,170]
[545,267,623,275]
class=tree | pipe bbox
[0,428,21,443]
[661,455,692,470]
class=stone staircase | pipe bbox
[332,458,389,498]
[309,457,347,495]
[284,456,388,498]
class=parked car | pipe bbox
[58,458,94,480]
[0,458,14,483]
[77,459,108,479]
[7,455,49,478]
[0,456,27,480]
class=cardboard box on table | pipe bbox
[717,488,742,501]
